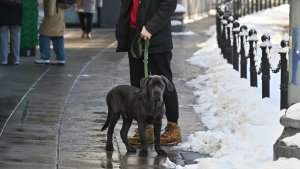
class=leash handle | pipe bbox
[131,35,150,77]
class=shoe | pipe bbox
[34,59,50,64]
[13,62,19,65]
[81,31,85,38]
[86,33,92,39]
[0,62,7,65]
[160,121,182,146]
[128,125,154,145]
[50,60,65,65]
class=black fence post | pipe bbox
[243,0,246,16]
[222,14,229,59]
[248,28,258,87]
[260,34,271,98]
[265,0,268,9]
[246,0,249,14]
[232,21,240,71]
[233,0,239,20]
[226,16,234,64]
[279,37,289,110]
[251,0,254,13]
[239,0,242,16]
[240,25,248,79]
[216,5,224,49]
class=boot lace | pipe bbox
[161,124,173,138]
[132,128,140,137]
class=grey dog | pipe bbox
[101,75,174,157]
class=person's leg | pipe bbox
[128,28,147,88]
[148,51,179,123]
[148,51,182,145]
[9,25,21,64]
[127,28,153,145]
[85,13,93,39]
[51,36,66,65]
[34,35,51,64]
[78,12,86,38]
[39,35,51,60]
[0,26,9,64]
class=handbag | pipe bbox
[57,0,76,9]
[75,0,82,7]
[0,0,22,6]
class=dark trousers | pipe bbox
[78,12,93,33]
[128,28,179,124]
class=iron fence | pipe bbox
[215,0,289,110]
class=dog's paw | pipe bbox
[139,150,148,157]
[105,145,114,151]
[157,149,167,156]
[127,146,137,152]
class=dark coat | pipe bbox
[0,2,23,26]
[115,0,177,54]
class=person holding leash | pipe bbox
[115,0,182,145]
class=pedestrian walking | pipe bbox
[0,0,23,65]
[115,0,182,145]
[34,0,66,65]
[75,0,98,39]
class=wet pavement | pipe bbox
[0,15,215,168]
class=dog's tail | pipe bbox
[101,113,110,131]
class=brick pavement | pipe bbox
[0,15,215,168]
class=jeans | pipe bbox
[0,25,21,63]
[39,35,66,61]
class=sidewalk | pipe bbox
[0,15,215,169]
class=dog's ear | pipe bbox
[140,76,151,90]
[160,75,174,91]
[140,76,151,100]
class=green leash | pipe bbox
[131,35,150,78]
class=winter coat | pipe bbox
[38,0,65,36]
[115,0,177,54]
[0,2,23,26]
[76,0,97,14]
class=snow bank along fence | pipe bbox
[215,0,288,110]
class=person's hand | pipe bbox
[140,26,152,40]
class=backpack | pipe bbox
[57,0,76,9]
[0,0,22,6]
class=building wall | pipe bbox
[100,0,121,28]
[177,0,212,21]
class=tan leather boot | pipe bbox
[160,121,182,145]
[128,125,154,145]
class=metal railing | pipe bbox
[215,0,289,110]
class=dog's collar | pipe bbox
[141,99,164,117]
[144,100,164,124]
